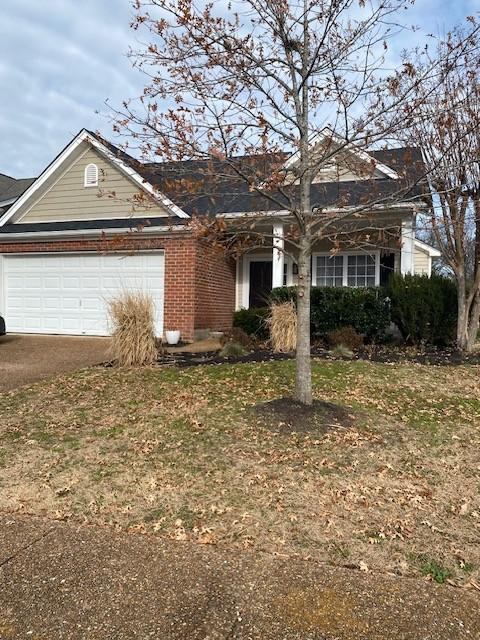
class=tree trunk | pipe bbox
[295,235,312,405]
[456,277,480,352]
[456,280,469,351]
[466,294,480,352]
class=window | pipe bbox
[347,254,376,287]
[315,255,344,287]
[84,163,98,187]
[314,252,378,287]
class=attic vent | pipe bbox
[84,163,98,187]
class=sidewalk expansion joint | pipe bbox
[0,527,55,569]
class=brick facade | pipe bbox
[0,232,235,341]
[194,241,236,333]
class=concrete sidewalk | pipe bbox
[0,515,478,639]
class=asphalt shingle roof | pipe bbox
[0,173,36,218]
[0,131,425,235]
[88,130,426,216]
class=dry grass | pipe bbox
[0,359,480,587]
[268,301,297,352]
[107,291,157,367]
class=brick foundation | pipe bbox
[0,232,235,341]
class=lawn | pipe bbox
[0,358,479,587]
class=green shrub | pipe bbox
[233,307,269,340]
[387,274,457,346]
[271,286,391,343]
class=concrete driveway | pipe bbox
[1,514,479,639]
[0,334,110,392]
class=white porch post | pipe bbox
[400,219,414,275]
[272,222,284,289]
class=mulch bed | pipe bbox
[253,397,356,434]
[155,346,480,368]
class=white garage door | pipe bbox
[3,252,165,336]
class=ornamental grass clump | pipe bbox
[268,301,297,352]
[108,291,157,367]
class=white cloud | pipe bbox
[0,0,476,177]
[0,0,144,177]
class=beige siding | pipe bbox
[414,246,430,275]
[19,146,169,223]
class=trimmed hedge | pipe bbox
[232,307,269,340]
[387,273,457,346]
[271,286,391,342]
[234,275,458,347]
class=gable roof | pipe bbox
[0,130,426,231]
[136,146,425,217]
[0,129,189,227]
[282,127,400,180]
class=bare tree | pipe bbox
[114,0,478,402]
[398,24,480,351]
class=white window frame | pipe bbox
[84,163,99,187]
[311,250,381,287]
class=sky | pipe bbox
[0,0,477,179]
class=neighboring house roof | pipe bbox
[0,173,35,210]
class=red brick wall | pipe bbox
[0,233,236,341]
[194,241,236,332]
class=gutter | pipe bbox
[0,225,191,241]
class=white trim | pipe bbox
[414,238,441,257]
[311,250,381,287]
[84,163,99,187]
[283,127,399,180]
[219,202,415,220]
[241,252,272,309]
[401,219,415,275]
[0,255,4,318]
[0,129,190,227]
[272,222,284,288]
[235,258,242,310]
[0,248,166,257]
[0,197,18,207]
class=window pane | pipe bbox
[316,255,344,287]
[346,254,376,287]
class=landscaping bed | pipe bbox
[155,345,480,367]
[0,358,479,588]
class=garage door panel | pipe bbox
[44,277,61,288]
[3,252,165,336]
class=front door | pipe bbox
[249,260,272,308]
